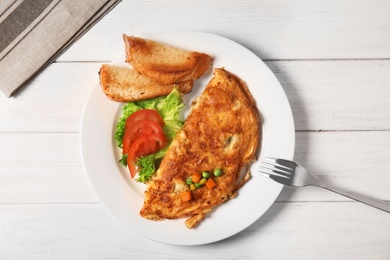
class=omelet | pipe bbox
[140,68,261,228]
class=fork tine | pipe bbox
[258,169,287,181]
[261,157,293,172]
[260,160,293,174]
[260,157,294,177]
[273,158,297,170]
[259,165,291,178]
[269,173,292,184]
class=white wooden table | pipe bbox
[1,1,390,258]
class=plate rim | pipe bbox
[80,31,295,245]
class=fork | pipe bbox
[259,157,390,213]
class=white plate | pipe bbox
[80,31,295,245]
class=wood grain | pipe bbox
[0,203,389,259]
[0,133,98,204]
[0,60,389,132]
[58,0,390,61]
[269,60,390,131]
[1,0,390,258]
[0,131,388,204]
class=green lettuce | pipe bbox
[135,146,168,183]
[115,88,184,182]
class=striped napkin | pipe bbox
[0,0,121,97]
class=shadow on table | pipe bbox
[260,58,312,190]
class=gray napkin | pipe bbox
[0,0,121,97]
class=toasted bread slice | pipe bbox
[123,35,213,84]
[99,64,193,102]
[140,68,260,228]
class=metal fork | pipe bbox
[259,157,390,213]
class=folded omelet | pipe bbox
[140,68,260,228]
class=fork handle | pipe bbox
[311,180,390,213]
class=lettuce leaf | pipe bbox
[157,89,184,122]
[135,146,168,183]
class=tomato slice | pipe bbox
[125,109,165,131]
[122,120,165,155]
[127,133,167,178]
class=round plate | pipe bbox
[80,31,295,245]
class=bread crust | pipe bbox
[123,35,213,84]
[99,64,193,102]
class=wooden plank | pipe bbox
[268,60,390,131]
[277,131,390,202]
[1,1,389,258]
[0,62,100,133]
[0,131,389,204]
[0,60,389,132]
[58,0,390,61]
[0,133,99,204]
[0,202,389,259]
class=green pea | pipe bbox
[195,183,202,188]
[186,177,193,185]
[214,168,222,177]
[202,171,210,178]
